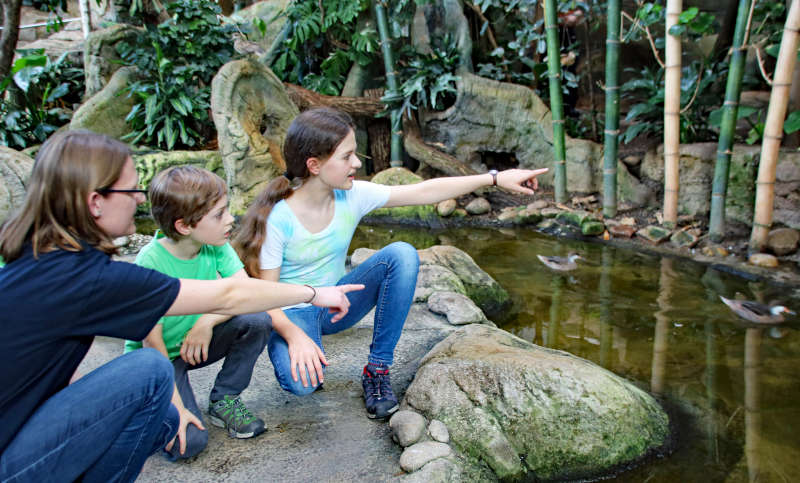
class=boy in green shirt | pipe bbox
[125,166,271,460]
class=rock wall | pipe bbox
[641,143,800,229]
[418,72,652,207]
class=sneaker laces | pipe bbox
[218,396,256,426]
[364,366,393,399]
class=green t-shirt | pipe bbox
[124,232,244,359]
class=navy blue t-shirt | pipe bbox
[0,245,181,454]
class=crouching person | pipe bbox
[125,166,273,460]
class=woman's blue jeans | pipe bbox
[268,242,419,396]
[0,348,178,483]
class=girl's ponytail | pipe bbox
[234,107,354,277]
[232,175,293,278]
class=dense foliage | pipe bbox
[116,0,236,149]
[272,0,378,95]
[0,50,84,149]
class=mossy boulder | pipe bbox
[403,324,669,481]
[83,24,140,97]
[418,245,510,320]
[132,150,223,215]
[70,66,138,140]
[369,168,437,224]
[352,244,510,320]
[581,219,605,236]
[134,150,224,188]
[229,0,293,54]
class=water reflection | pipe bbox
[548,275,564,348]
[651,258,675,395]
[744,327,762,482]
[350,225,800,481]
[598,246,613,368]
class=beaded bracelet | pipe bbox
[303,284,317,303]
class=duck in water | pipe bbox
[719,295,795,324]
[536,253,582,271]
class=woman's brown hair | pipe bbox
[0,130,131,262]
[233,107,355,277]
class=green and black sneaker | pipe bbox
[208,395,265,439]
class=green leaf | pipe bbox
[784,110,800,134]
[145,95,158,125]
[625,103,653,122]
[623,122,649,144]
[13,66,45,92]
[170,97,188,115]
[737,106,759,120]
[668,24,686,37]
[765,44,780,58]
[45,83,69,103]
[709,107,723,127]
[678,7,699,24]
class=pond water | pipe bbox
[351,224,800,482]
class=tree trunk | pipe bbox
[663,0,682,229]
[603,0,621,218]
[364,88,389,173]
[403,114,478,177]
[544,0,567,203]
[709,0,752,243]
[0,0,23,80]
[284,83,385,116]
[373,0,403,166]
[750,0,800,252]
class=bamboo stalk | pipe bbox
[78,0,90,38]
[663,0,682,228]
[373,0,404,167]
[544,0,567,203]
[709,0,752,242]
[750,0,800,252]
[603,0,621,218]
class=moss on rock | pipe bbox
[370,167,438,224]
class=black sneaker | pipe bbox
[361,364,399,419]
[208,395,266,439]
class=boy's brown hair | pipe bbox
[149,166,227,240]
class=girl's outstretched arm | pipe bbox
[383,168,549,208]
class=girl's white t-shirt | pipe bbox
[259,181,390,293]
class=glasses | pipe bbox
[97,187,148,197]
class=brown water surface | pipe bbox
[351,224,800,482]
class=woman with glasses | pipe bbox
[0,130,362,482]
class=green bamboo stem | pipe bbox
[709,0,752,243]
[373,0,403,166]
[544,0,567,203]
[603,0,621,218]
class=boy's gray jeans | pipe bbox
[165,312,272,460]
